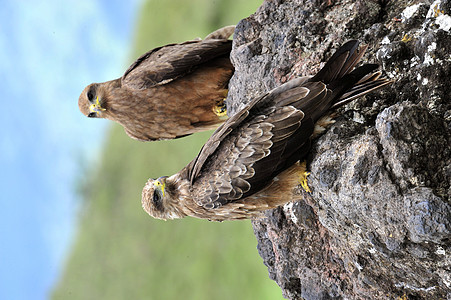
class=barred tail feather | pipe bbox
[303,40,392,119]
[310,40,363,83]
[331,73,393,109]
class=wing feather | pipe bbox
[122,39,232,90]
[190,105,311,209]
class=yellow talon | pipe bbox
[401,34,412,43]
[300,171,312,193]
[298,161,312,193]
[213,98,227,117]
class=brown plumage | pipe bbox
[142,40,392,221]
[78,26,235,141]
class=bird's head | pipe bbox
[142,176,187,220]
[78,83,107,118]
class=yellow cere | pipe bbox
[154,180,165,197]
[89,96,106,113]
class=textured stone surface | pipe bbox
[226,0,451,299]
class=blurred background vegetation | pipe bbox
[52,0,285,299]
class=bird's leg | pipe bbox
[298,161,312,193]
[213,90,228,117]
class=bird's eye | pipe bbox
[87,112,96,118]
[87,90,94,101]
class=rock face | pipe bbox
[227,0,451,299]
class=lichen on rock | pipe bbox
[227,0,451,299]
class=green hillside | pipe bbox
[52,1,284,299]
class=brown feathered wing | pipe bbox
[122,39,233,90]
[185,84,333,209]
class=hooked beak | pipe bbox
[89,96,106,113]
[154,176,168,197]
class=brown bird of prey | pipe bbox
[78,26,235,141]
[142,40,392,221]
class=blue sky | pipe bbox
[0,1,139,299]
